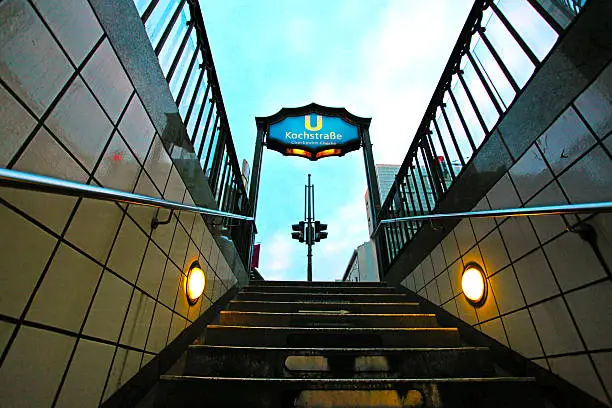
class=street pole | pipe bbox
[306,174,313,282]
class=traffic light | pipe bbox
[291,221,305,243]
[314,221,328,242]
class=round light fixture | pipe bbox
[186,261,206,305]
[462,263,487,307]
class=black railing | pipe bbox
[373,0,586,274]
[133,0,253,267]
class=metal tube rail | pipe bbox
[372,201,612,237]
[0,168,254,222]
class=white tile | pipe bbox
[514,249,559,305]
[118,96,155,164]
[430,245,446,276]
[478,229,510,276]
[81,39,132,123]
[146,303,172,353]
[0,82,36,166]
[163,166,186,203]
[421,256,435,286]
[66,199,123,263]
[531,297,584,355]
[526,181,569,243]
[413,264,425,291]
[120,291,155,350]
[169,223,189,270]
[103,348,142,402]
[0,204,56,318]
[574,62,612,138]
[448,259,464,296]
[559,147,612,203]
[565,281,612,350]
[0,0,73,116]
[137,242,167,297]
[509,144,552,202]
[487,174,521,209]
[454,219,476,255]
[476,281,500,323]
[158,263,181,309]
[55,339,114,408]
[426,280,441,306]
[443,298,459,317]
[0,326,75,407]
[441,231,460,265]
[489,266,525,315]
[470,198,497,241]
[144,136,172,193]
[83,271,132,342]
[31,0,103,66]
[0,321,16,357]
[128,172,162,232]
[502,309,544,359]
[46,76,113,171]
[499,217,539,261]
[107,216,148,284]
[94,132,141,192]
[548,354,608,404]
[592,352,612,400]
[591,213,612,268]
[456,295,478,326]
[167,313,187,344]
[27,243,102,332]
[544,231,607,291]
[436,272,453,304]
[480,318,508,346]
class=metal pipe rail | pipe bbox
[0,168,254,222]
[372,201,612,238]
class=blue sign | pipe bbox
[269,114,359,151]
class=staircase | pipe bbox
[155,281,543,407]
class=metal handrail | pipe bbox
[372,201,612,237]
[0,168,254,222]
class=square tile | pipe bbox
[118,96,155,164]
[158,263,181,309]
[559,146,612,203]
[81,39,132,123]
[442,298,459,317]
[513,249,559,305]
[31,0,103,66]
[27,243,102,332]
[537,107,596,176]
[448,259,464,296]
[66,199,123,263]
[430,245,446,277]
[543,231,607,291]
[120,291,155,350]
[0,0,73,116]
[46,76,114,171]
[0,321,16,357]
[475,281,500,322]
[173,274,190,318]
[487,174,521,209]
[591,213,612,268]
[83,271,132,342]
[107,216,148,284]
[0,82,36,166]
[509,144,553,202]
[413,264,425,291]
[478,229,510,276]
[592,352,612,400]
[531,297,584,355]
[437,272,453,304]
[0,204,56,318]
[137,242,167,297]
[191,215,206,250]
[168,313,187,344]
[421,256,435,286]
[548,354,608,404]
[146,303,172,353]
[426,280,441,306]
[163,166,186,204]
[169,223,189,270]
[454,219,476,255]
[489,266,525,314]
[0,326,75,407]
[55,339,114,408]
[526,181,569,243]
[94,132,141,192]
[103,347,142,402]
[480,318,508,346]
[141,353,155,369]
[565,281,612,350]
[144,136,172,193]
[127,172,162,232]
[456,295,478,326]
[441,231,460,265]
[151,211,178,255]
[470,198,496,241]
[502,309,544,358]
[499,217,539,261]
[574,61,612,139]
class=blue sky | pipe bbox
[200,0,478,281]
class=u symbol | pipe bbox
[305,115,323,131]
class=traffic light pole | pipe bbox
[306,174,313,282]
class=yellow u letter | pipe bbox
[305,115,323,131]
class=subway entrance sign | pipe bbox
[264,104,361,161]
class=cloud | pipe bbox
[260,232,294,274]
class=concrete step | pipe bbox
[241,285,398,294]
[155,376,543,408]
[248,280,390,288]
[204,326,461,348]
[235,291,411,303]
[227,300,422,314]
[185,345,495,379]
[218,311,439,328]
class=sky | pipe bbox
[198,0,524,282]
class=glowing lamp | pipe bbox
[462,263,487,306]
[186,261,206,305]
[315,149,341,159]
[286,148,312,159]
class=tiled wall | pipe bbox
[0,0,237,406]
[402,61,612,406]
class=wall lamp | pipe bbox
[462,263,487,307]
[186,261,206,305]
